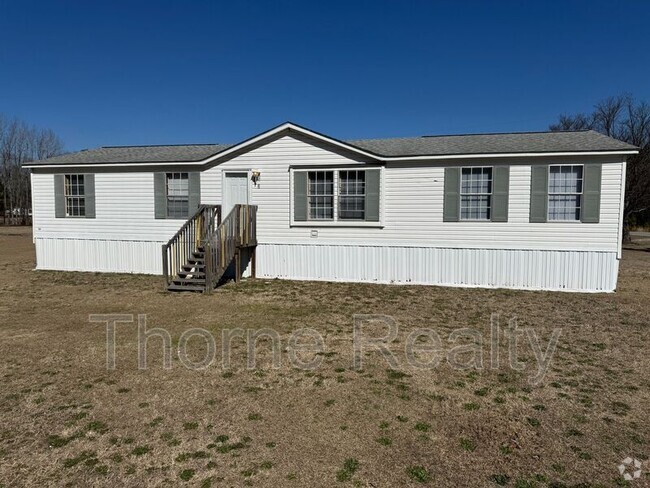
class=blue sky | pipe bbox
[1,0,649,151]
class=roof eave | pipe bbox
[23,122,639,169]
[24,149,639,169]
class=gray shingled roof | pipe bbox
[347,130,637,156]
[26,129,636,166]
[32,143,233,165]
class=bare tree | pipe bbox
[550,96,650,242]
[0,114,64,225]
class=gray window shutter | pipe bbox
[188,172,201,213]
[154,172,167,219]
[443,167,460,222]
[54,174,65,218]
[581,163,601,223]
[294,171,308,221]
[84,174,95,218]
[529,165,548,223]
[491,166,509,222]
[364,169,381,222]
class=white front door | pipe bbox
[223,172,249,216]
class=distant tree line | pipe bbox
[550,95,650,238]
[0,115,64,224]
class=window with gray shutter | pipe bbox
[529,165,549,223]
[443,167,460,222]
[84,174,96,218]
[188,172,201,213]
[293,171,308,221]
[580,164,602,223]
[54,174,95,218]
[293,168,381,223]
[54,174,65,218]
[364,169,380,222]
[154,172,167,219]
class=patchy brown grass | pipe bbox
[0,226,648,487]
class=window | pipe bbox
[460,167,492,220]
[166,172,189,219]
[339,170,365,220]
[294,168,380,224]
[548,165,582,221]
[308,171,334,220]
[64,174,85,217]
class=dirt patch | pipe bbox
[0,226,648,486]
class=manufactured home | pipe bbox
[25,122,638,292]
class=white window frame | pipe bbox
[64,174,86,217]
[338,169,366,221]
[547,164,583,222]
[166,172,190,219]
[459,166,493,221]
[290,167,384,228]
[307,170,335,221]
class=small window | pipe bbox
[548,165,582,221]
[166,172,189,219]
[308,171,334,220]
[460,167,492,220]
[64,174,85,217]
[339,170,365,220]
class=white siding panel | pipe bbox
[35,238,162,274]
[32,172,186,241]
[255,244,619,292]
[201,135,625,252]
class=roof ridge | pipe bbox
[346,129,593,142]
[420,129,592,139]
[100,143,226,149]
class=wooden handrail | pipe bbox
[162,205,221,287]
[204,204,257,292]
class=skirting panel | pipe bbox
[35,238,163,275]
[255,244,619,292]
[34,239,620,292]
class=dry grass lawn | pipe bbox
[0,227,648,487]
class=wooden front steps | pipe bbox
[167,247,207,292]
[162,204,257,293]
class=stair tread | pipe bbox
[167,284,205,292]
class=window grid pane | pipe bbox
[460,167,492,220]
[308,171,334,220]
[64,174,86,216]
[339,170,365,220]
[166,172,190,218]
[548,165,582,221]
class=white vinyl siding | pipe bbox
[199,135,624,252]
[31,172,189,241]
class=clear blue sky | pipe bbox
[1,0,649,151]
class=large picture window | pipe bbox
[548,165,582,221]
[294,168,379,224]
[339,170,365,220]
[460,167,492,220]
[64,174,85,217]
[166,172,189,219]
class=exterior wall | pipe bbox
[31,171,193,274]
[31,134,627,290]
[253,244,619,292]
[202,135,625,253]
